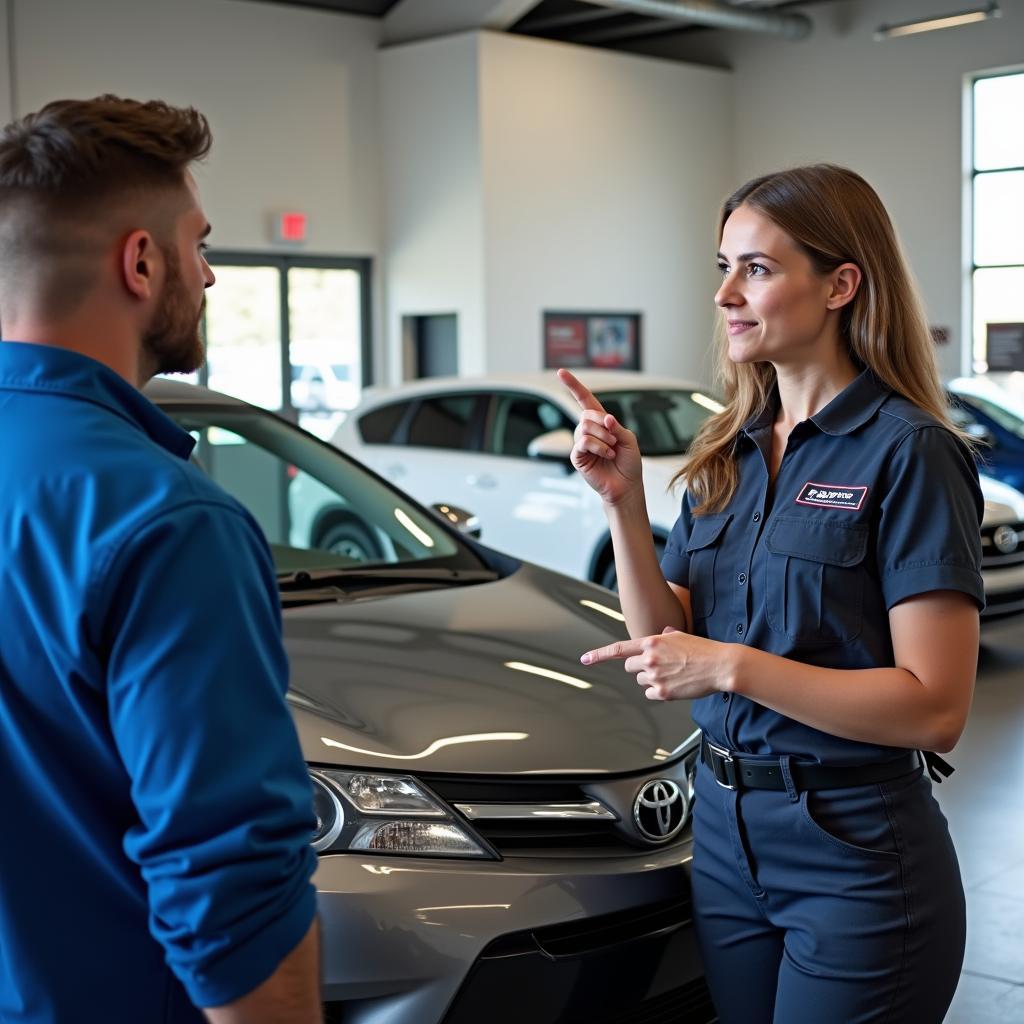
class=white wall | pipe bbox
[480,31,732,382]
[9,0,382,258]
[640,0,1024,378]
[378,33,488,379]
[381,30,732,384]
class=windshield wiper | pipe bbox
[277,566,499,592]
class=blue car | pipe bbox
[946,376,1024,492]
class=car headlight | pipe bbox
[309,769,495,859]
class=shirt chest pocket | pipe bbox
[685,513,732,619]
[764,516,869,643]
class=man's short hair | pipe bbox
[0,95,212,320]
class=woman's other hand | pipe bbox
[557,368,643,507]
[579,627,738,701]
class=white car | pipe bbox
[977,473,1024,619]
[328,371,1024,619]
[330,371,723,588]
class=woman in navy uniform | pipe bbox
[561,164,982,1024]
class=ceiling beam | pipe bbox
[382,0,542,45]
[583,0,812,40]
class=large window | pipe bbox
[970,71,1024,372]
[192,254,372,440]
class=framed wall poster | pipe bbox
[985,322,1024,372]
[543,311,641,371]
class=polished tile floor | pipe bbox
[941,615,1024,1023]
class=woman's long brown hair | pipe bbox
[677,163,966,514]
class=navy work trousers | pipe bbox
[691,761,965,1023]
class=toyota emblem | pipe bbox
[633,779,688,843]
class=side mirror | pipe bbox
[526,428,574,462]
[965,422,996,448]
[431,503,482,540]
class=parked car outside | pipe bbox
[947,375,1024,492]
[331,371,725,590]
[144,378,712,1024]
[329,371,1024,619]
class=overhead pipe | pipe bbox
[582,0,813,40]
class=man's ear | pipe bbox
[826,262,862,311]
[120,229,161,302]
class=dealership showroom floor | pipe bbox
[941,616,1024,1023]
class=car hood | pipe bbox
[283,563,697,775]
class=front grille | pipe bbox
[442,895,711,1024]
[423,767,695,857]
[531,897,692,958]
[584,978,717,1024]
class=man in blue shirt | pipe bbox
[0,97,320,1022]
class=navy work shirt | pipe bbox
[661,369,985,766]
[0,343,318,1022]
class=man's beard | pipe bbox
[142,247,205,376]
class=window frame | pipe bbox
[202,250,373,421]
[966,67,1024,374]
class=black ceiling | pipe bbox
[234,0,841,59]
[239,0,401,16]
[510,1,835,50]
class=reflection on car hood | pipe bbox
[284,563,696,775]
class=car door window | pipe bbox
[358,401,411,444]
[406,394,482,449]
[490,395,574,458]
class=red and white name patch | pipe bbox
[795,482,868,511]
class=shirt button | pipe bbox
[738,572,746,584]
[722,693,731,702]
[735,623,744,635]
[752,511,761,523]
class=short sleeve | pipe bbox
[97,500,318,1008]
[876,426,985,611]
[660,493,695,587]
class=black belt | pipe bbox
[700,736,928,792]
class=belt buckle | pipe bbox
[707,741,738,790]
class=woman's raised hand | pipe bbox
[557,369,643,506]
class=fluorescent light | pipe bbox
[875,2,999,40]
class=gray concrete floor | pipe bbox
[941,615,1024,1023]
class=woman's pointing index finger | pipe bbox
[557,368,606,414]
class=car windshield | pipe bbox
[593,388,723,457]
[161,404,483,577]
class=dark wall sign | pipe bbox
[543,311,641,371]
[986,322,1024,371]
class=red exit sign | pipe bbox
[273,211,307,244]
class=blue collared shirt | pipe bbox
[661,369,985,765]
[0,342,317,1022]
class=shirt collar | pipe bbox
[810,368,891,436]
[0,341,196,460]
[739,368,890,440]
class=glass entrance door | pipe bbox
[194,254,371,440]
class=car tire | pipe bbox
[317,517,382,563]
[600,538,666,592]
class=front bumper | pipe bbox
[314,838,704,1024]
